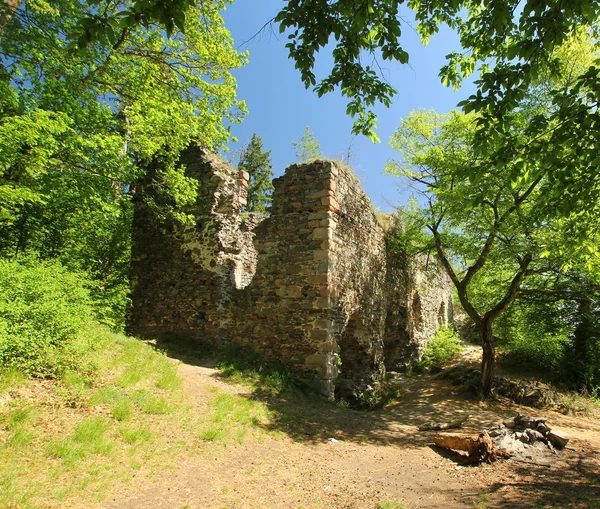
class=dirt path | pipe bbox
[103,359,600,509]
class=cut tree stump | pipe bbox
[434,432,498,463]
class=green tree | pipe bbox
[238,133,274,213]
[489,221,600,392]
[387,109,551,396]
[389,100,600,396]
[292,126,322,162]
[0,0,198,44]
[0,0,246,326]
[275,1,600,224]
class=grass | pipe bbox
[473,493,489,508]
[196,390,271,445]
[118,424,152,444]
[0,367,26,393]
[111,398,134,421]
[553,390,600,416]
[0,327,295,508]
[0,324,189,509]
[216,345,306,397]
[131,389,173,414]
[0,405,36,448]
[378,501,409,509]
[414,326,462,373]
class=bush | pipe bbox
[499,330,569,374]
[0,258,93,377]
[416,326,462,372]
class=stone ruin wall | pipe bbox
[128,147,453,401]
[127,147,257,344]
[231,162,339,392]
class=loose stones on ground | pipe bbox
[490,413,570,460]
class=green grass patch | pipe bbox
[209,392,269,426]
[118,425,152,444]
[46,438,88,466]
[378,501,409,509]
[72,417,113,456]
[0,318,188,507]
[116,362,153,388]
[131,389,173,415]
[1,405,37,448]
[111,399,134,421]
[198,427,226,441]
[196,390,271,444]
[46,425,114,469]
[90,385,124,405]
[9,426,36,448]
[216,345,306,397]
[0,367,26,394]
[1,405,35,430]
[155,355,182,391]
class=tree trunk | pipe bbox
[573,298,592,392]
[480,317,495,397]
[434,432,497,463]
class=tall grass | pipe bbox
[216,345,305,397]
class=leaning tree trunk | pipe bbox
[480,316,496,397]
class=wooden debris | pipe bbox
[434,432,497,463]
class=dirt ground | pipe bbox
[103,353,600,509]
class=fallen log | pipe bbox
[418,417,468,432]
[434,432,497,463]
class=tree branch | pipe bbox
[430,224,482,326]
[485,253,533,321]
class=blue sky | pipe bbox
[222,1,476,211]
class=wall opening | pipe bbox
[335,313,374,403]
[412,292,422,331]
[383,306,411,371]
[437,300,446,326]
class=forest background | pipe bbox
[0,0,599,397]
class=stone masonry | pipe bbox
[128,146,453,402]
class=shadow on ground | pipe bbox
[485,452,600,509]
[151,334,600,509]
[150,334,501,446]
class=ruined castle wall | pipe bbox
[409,255,454,355]
[231,162,339,396]
[327,164,388,400]
[383,247,412,371]
[127,146,256,343]
[128,151,454,401]
[383,252,454,370]
[231,161,407,400]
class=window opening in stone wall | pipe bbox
[437,300,446,326]
[383,306,411,371]
[412,292,422,331]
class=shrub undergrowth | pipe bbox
[414,326,462,372]
[0,258,94,377]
